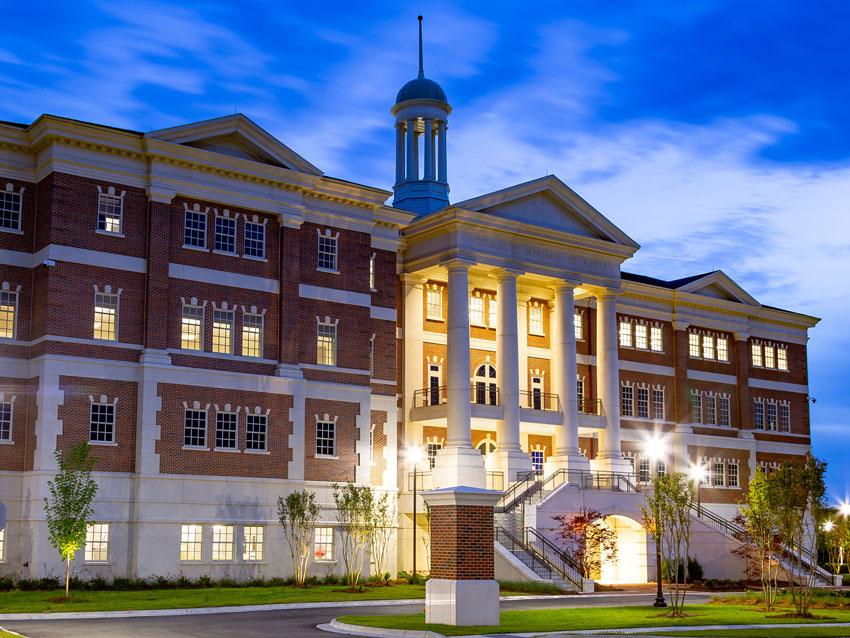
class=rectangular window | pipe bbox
[214,216,237,254]
[705,395,717,425]
[0,401,11,441]
[576,377,585,412]
[469,296,485,326]
[97,192,123,234]
[656,460,666,477]
[767,402,778,431]
[426,288,443,320]
[0,189,22,231]
[574,312,583,340]
[488,298,497,329]
[426,442,442,470]
[764,345,776,369]
[713,462,725,487]
[316,420,336,457]
[180,524,202,561]
[529,305,544,336]
[215,412,237,450]
[777,348,788,371]
[652,388,665,420]
[754,400,765,429]
[717,337,729,362]
[690,390,702,423]
[244,220,266,259]
[650,325,663,352]
[93,292,119,341]
[212,524,234,561]
[212,308,234,354]
[246,414,268,452]
[779,403,791,432]
[317,233,338,271]
[639,458,651,483]
[728,463,739,488]
[702,334,715,360]
[243,526,264,561]
[621,384,633,417]
[183,409,207,448]
[316,322,337,366]
[84,523,109,562]
[89,403,116,443]
[636,386,649,419]
[718,395,731,426]
[619,320,633,347]
[752,343,763,367]
[242,313,264,358]
[0,290,17,339]
[531,450,544,473]
[181,305,204,351]
[314,527,334,561]
[689,332,701,357]
[184,209,207,248]
[635,324,648,350]
[369,254,376,291]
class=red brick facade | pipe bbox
[429,503,495,580]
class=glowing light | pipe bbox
[688,462,707,484]
[823,520,835,532]
[644,436,666,461]
[405,445,424,466]
[839,502,850,518]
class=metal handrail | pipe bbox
[578,398,603,415]
[494,526,561,584]
[524,526,584,589]
[519,390,561,411]
[495,471,541,513]
[411,385,502,407]
[471,384,501,406]
[542,469,639,493]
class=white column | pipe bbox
[402,274,426,447]
[517,296,529,395]
[437,120,447,183]
[432,259,485,488]
[423,119,434,181]
[492,269,531,482]
[546,281,589,474]
[395,122,405,184]
[406,119,416,182]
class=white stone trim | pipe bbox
[299,283,369,307]
[748,378,808,394]
[169,263,279,293]
[686,369,737,385]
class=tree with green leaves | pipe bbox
[43,442,98,598]
[332,482,375,589]
[739,467,782,610]
[369,492,396,583]
[277,489,320,587]
[821,515,849,577]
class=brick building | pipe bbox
[0,41,818,584]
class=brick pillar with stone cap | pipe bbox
[423,486,502,626]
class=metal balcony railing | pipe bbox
[578,397,603,415]
[519,390,560,411]
[411,385,502,408]
[542,469,639,493]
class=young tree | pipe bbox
[43,443,98,598]
[642,473,693,617]
[739,468,782,610]
[333,483,375,589]
[369,492,396,583]
[821,516,848,576]
[553,507,618,580]
[277,489,320,587]
[421,501,431,573]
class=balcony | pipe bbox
[410,385,504,422]
[519,390,563,425]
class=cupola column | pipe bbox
[395,121,406,184]
[423,119,434,180]
[438,120,447,183]
[406,119,417,182]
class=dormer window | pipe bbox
[97,186,124,235]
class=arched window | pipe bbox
[473,364,497,405]
[477,439,496,457]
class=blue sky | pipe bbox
[2,1,847,499]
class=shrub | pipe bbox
[687,556,704,582]
[498,580,563,595]
[0,576,15,591]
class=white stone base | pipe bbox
[492,447,533,484]
[425,578,500,626]
[431,446,486,489]
[543,451,590,476]
[592,453,635,475]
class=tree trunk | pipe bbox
[65,555,71,598]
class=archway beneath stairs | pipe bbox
[597,514,648,585]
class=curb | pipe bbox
[320,619,442,638]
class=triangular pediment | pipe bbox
[454,175,640,249]
[677,271,760,306]
[146,114,322,176]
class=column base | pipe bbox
[426,578,500,626]
[492,447,533,484]
[543,451,590,476]
[592,452,635,475]
[432,446,487,489]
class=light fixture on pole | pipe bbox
[644,436,667,609]
[405,445,425,579]
[688,462,707,517]
[838,501,850,519]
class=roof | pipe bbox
[621,270,717,289]
[395,76,448,104]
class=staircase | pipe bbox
[494,526,585,591]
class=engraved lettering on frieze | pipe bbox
[466,233,615,275]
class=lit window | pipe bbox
[779,403,790,432]
[689,333,701,357]
[212,308,234,354]
[718,395,731,426]
[316,321,337,366]
[574,312,583,340]
[777,348,788,371]
[702,335,715,360]
[181,305,204,351]
[0,185,22,232]
[242,313,263,358]
[314,527,334,561]
[727,463,739,488]
[369,253,376,291]
[93,292,118,341]
[317,231,338,271]
[0,528,4,562]
[426,288,443,321]
[212,524,234,561]
[751,343,763,367]
[713,462,725,487]
[656,460,666,477]
[243,526,264,561]
[84,523,109,562]
[0,290,17,339]
[489,298,497,329]
[754,400,765,429]
[427,442,442,469]
[469,296,485,326]
[690,390,702,423]
[215,412,237,450]
[764,345,776,369]
[635,324,648,350]
[214,216,237,254]
[621,384,633,417]
[530,450,544,472]
[705,394,717,424]
[529,305,544,336]
[766,402,778,431]
[652,388,665,420]
[636,386,649,418]
[246,414,268,451]
[180,524,203,561]
[244,220,266,259]
[619,320,633,347]
[639,458,651,483]
[89,403,115,443]
[97,191,123,234]
[316,420,336,457]
[0,401,11,441]
[650,325,663,352]
[183,409,207,448]
[184,208,207,248]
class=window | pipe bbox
[369,254,376,291]
[469,296,485,326]
[751,343,763,367]
[621,384,634,417]
[529,305,544,336]
[690,390,702,423]
[767,402,778,431]
[93,292,118,341]
[316,321,337,366]
[97,190,123,234]
[0,290,18,339]
[183,409,207,448]
[214,215,237,254]
[212,524,234,561]
[689,333,701,357]
[180,524,202,561]
[215,412,237,450]
[764,345,776,369]
[212,308,234,354]
[705,394,716,425]
[426,442,442,469]
[713,462,725,487]
[717,337,729,362]
[728,463,739,488]
[246,414,268,452]
[635,324,648,350]
[0,186,22,231]
[652,388,665,420]
[574,312,583,340]
[474,364,498,405]
[0,401,11,441]
[779,403,791,432]
[317,231,338,271]
[650,325,663,352]
[314,527,334,561]
[89,403,116,443]
[84,523,109,562]
[619,320,633,347]
[718,395,731,426]
[576,377,585,412]
[636,386,649,419]
[489,298,497,329]
[777,348,788,371]
[316,420,336,457]
[426,288,443,320]
[184,208,207,248]
[243,526,264,561]
[531,376,543,410]
[242,313,264,358]
[702,335,715,360]
[244,220,266,258]
[427,364,441,405]
[754,400,765,429]
[531,450,544,473]
[656,460,666,477]
[752,341,788,370]
[181,305,203,351]
[0,528,4,562]
[639,458,651,483]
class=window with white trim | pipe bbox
[180,524,202,561]
[0,289,18,339]
[636,386,649,419]
[690,390,702,423]
[369,253,376,291]
[0,400,11,441]
[777,348,788,371]
[317,230,338,271]
[184,408,207,448]
[779,402,790,432]
[621,384,634,417]
[426,441,442,469]
[689,332,701,357]
[0,184,22,232]
[243,526,264,561]
[767,401,778,431]
[89,402,116,443]
[620,318,663,351]
[576,376,585,412]
[754,399,765,429]
[93,291,119,341]
[212,308,234,354]
[638,458,651,483]
[635,323,648,350]
[426,287,443,321]
[212,524,234,561]
[242,219,265,259]
[751,340,788,370]
[574,311,583,340]
[751,343,763,367]
[712,461,725,487]
[215,411,238,450]
[246,413,268,451]
[181,305,204,350]
[214,214,237,254]
[764,345,775,369]
[689,330,728,361]
[619,320,633,347]
[183,206,207,248]
[656,460,666,477]
[652,387,665,420]
[718,394,731,427]
[314,527,334,561]
[650,325,663,352]
[84,523,109,562]
[727,462,739,488]
[488,298,497,329]
[705,393,717,425]
[530,449,544,473]
[469,296,485,326]
[97,188,123,234]
[717,337,729,362]
[242,313,263,358]
[316,320,337,366]
[316,420,336,457]
[529,304,544,336]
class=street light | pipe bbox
[688,463,707,517]
[823,520,835,533]
[405,445,425,579]
[644,436,668,608]
[839,501,850,518]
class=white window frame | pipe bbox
[96,186,125,236]
[213,211,238,255]
[183,204,208,249]
[214,409,238,451]
[316,317,338,366]
[369,253,377,292]
[717,337,729,362]
[0,286,20,340]
[212,524,235,561]
[619,320,633,348]
[0,528,5,562]
[317,229,339,273]
[89,399,117,445]
[530,449,544,473]
[316,416,337,458]
[754,399,765,430]
[426,287,443,321]
[314,526,334,561]
[752,342,763,367]
[181,303,205,351]
[246,411,269,452]
[242,311,264,358]
[84,523,110,563]
[779,402,791,432]
[183,405,208,449]
[243,216,267,260]
[469,296,485,326]
[243,525,264,561]
[688,332,701,358]
[488,297,497,329]
[0,398,12,442]
[93,288,120,341]
[528,304,545,336]
[212,306,235,354]
[690,390,702,423]
[0,183,23,233]
[650,325,663,352]
[636,385,649,419]
[574,311,584,341]
[426,441,442,469]
[621,383,634,417]
[727,462,740,488]
[634,323,648,350]
[180,524,203,562]
[652,387,665,421]
[718,394,731,427]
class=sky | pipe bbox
[1,1,847,499]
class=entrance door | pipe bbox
[474,364,497,405]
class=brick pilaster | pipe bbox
[143,200,173,350]
[734,333,751,430]
[672,322,689,424]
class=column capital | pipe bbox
[551,277,582,294]
[672,320,690,331]
[733,330,750,342]
[592,287,621,302]
[490,266,524,282]
[401,272,428,288]
[442,257,476,273]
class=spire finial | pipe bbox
[417,15,424,78]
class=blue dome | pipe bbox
[395,76,447,104]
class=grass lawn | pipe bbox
[1,631,24,638]
[339,605,850,636]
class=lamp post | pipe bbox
[688,463,707,517]
[406,445,425,578]
[644,436,667,608]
